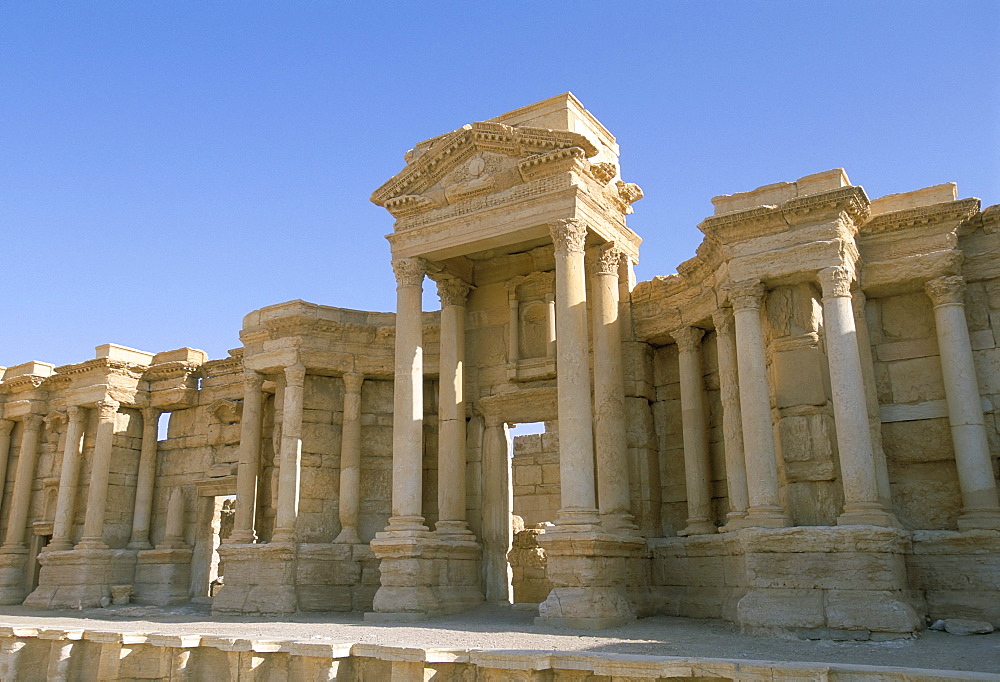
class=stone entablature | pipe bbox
[0,94,997,637]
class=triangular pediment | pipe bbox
[370,121,599,208]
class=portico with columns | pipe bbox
[1,94,999,636]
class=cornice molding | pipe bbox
[860,198,980,236]
[371,121,598,207]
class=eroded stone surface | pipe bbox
[0,94,998,645]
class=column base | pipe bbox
[535,530,646,629]
[23,549,137,609]
[333,527,362,544]
[434,520,475,537]
[745,506,791,528]
[957,507,1000,532]
[0,548,29,605]
[126,540,153,551]
[367,533,482,620]
[133,548,192,605]
[383,515,430,533]
[719,511,751,533]
[678,518,717,536]
[838,503,899,528]
[75,536,109,551]
[225,530,257,544]
[212,542,298,616]
[554,508,602,531]
[600,513,641,537]
[270,529,297,543]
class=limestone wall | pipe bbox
[511,425,559,526]
[651,337,729,535]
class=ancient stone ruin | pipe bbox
[1,94,998,641]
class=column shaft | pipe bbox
[926,275,1000,530]
[2,415,43,548]
[229,371,264,543]
[387,257,427,531]
[713,307,750,531]
[549,219,599,528]
[482,420,511,602]
[273,362,305,542]
[508,291,519,364]
[78,400,118,549]
[592,245,636,534]
[727,280,790,527]
[672,326,715,536]
[546,294,557,358]
[0,420,16,522]
[335,372,364,543]
[128,407,162,549]
[852,290,895,515]
[50,407,88,550]
[436,277,472,534]
[819,266,894,527]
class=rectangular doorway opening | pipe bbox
[507,421,557,608]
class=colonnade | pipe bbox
[672,267,1000,534]
[379,258,473,536]
[547,219,636,534]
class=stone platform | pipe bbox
[0,604,996,680]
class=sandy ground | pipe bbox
[0,603,997,675]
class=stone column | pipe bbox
[713,307,750,531]
[507,286,520,364]
[386,257,428,533]
[482,418,512,602]
[549,219,600,529]
[436,277,473,535]
[1,415,43,549]
[128,407,162,549]
[229,370,264,543]
[272,362,306,543]
[925,275,1000,530]
[819,266,895,527]
[671,326,715,536]
[726,280,790,527]
[852,289,895,516]
[49,406,88,550]
[335,371,364,543]
[77,399,119,549]
[0,419,14,504]
[592,244,636,534]
[546,294,557,358]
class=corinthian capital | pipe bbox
[391,257,426,287]
[711,307,735,337]
[22,414,44,431]
[436,276,472,308]
[925,275,966,306]
[342,371,364,394]
[818,266,854,299]
[285,362,306,388]
[593,243,624,277]
[96,399,120,421]
[549,219,587,256]
[670,326,705,353]
[725,280,766,312]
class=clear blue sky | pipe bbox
[2,2,998,368]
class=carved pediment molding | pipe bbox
[860,198,980,235]
[371,121,598,208]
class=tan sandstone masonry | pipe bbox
[0,95,997,639]
[0,626,994,681]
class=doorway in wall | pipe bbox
[506,421,557,607]
[190,494,235,603]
